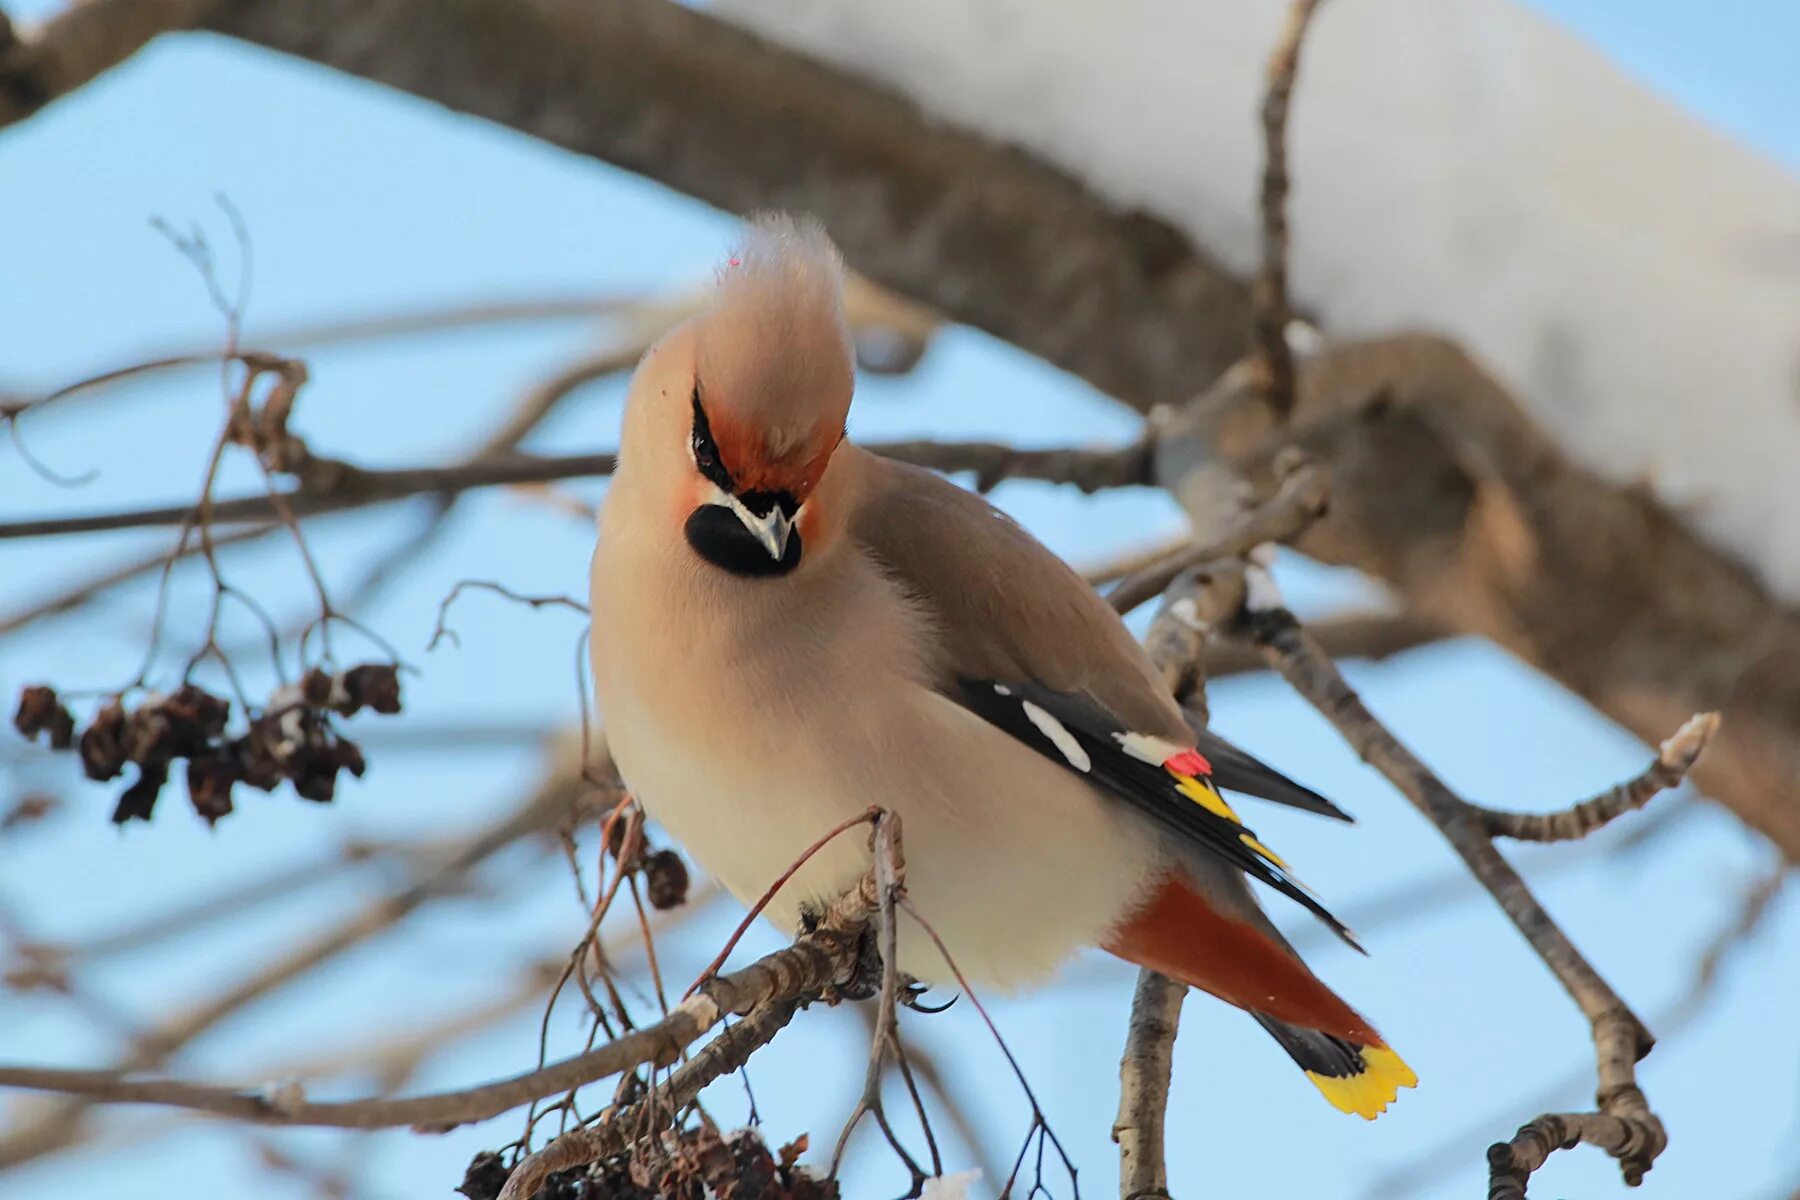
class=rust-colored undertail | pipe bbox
[1105,877,1417,1119]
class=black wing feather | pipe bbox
[953,676,1360,950]
[1194,729,1353,822]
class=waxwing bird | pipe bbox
[589,215,1415,1118]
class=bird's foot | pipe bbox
[820,920,884,1004]
[900,980,956,1014]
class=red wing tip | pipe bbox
[1164,749,1212,776]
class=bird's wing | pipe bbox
[1196,728,1351,822]
[850,452,1356,946]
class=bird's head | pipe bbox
[620,214,855,579]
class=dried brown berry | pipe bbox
[13,685,75,750]
[300,666,335,708]
[332,735,366,779]
[604,814,630,860]
[643,849,690,911]
[79,700,129,781]
[456,1152,511,1200]
[124,703,174,767]
[166,684,230,748]
[186,752,237,825]
[113,761,169,824]
[232,725,282,792]
[340,663,401,715]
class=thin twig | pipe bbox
[829,813,929,1192]
[1475,714,1718,843]
[1202,610,1444,680]
[495,996,803,1200]
[0,761,576,1169]
[427,580,589,652]
[0,840,880,1136]
[1251,0,1327,419]
[0,438,1153,540]
[1107,449,1330,614]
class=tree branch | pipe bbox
[1157,336,1800,862]
[0,749,585,1169]
[0,0,210,130]
[1188,564,1706,1192]
[192,0,1250,412]
[1476,713,1718,844]
[0,855,878,1135]
[0,438,1150,539]
[1112,969,1185,1200]
[1107,448,1330,615]
[498,996,802,1200]
[1250,0,1326,419]
[1202,610,1445,680]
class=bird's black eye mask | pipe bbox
[689,386,735,494]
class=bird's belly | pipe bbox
[602,674,1157,992]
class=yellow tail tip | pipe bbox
[1306,1046,1418,1120]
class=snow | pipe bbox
[712,0,1800,598]
[921,1170,982,1199]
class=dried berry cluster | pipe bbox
[604,817,692,912]
[460,1129,835,1200]
[11,664,402,827]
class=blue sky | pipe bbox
[0,4,1793,1199]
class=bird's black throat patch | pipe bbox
[684,505,803,578]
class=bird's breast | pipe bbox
[589,528,1157,988]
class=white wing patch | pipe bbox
[1113,730,1184,766]
[1021,700,1091,772]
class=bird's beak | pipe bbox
[727,495,795,562]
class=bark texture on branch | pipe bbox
[1157,337,1800,860]
[201,0,1250,412]
[0,0,210,129]
[1112,969,1184,1200]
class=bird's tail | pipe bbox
[1250,1012,1417,1120]
[1103,876,1415,1119]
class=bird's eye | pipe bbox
[689,385,733,491]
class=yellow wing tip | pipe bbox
[1306,1046,1418,1120]
[1173,773,1240,823]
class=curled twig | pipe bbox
[427,579,589,652]
[1476,714,1719,843]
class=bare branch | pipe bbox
[0,438,1150,540]
[1203,610,1445,679]
[1250,0,1327,418]
[0,755,582,1169]
[1108,449,1330,614]
[1477,713,1719,843]
[0,855,879,1135]
[1200,576,1700,1191]
[1112,969,1184,1200]
[496,997,802,1200]
[198,0,1249,412]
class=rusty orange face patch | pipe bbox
[706,405,842,503]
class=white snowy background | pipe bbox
[1,2,1795,1199]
